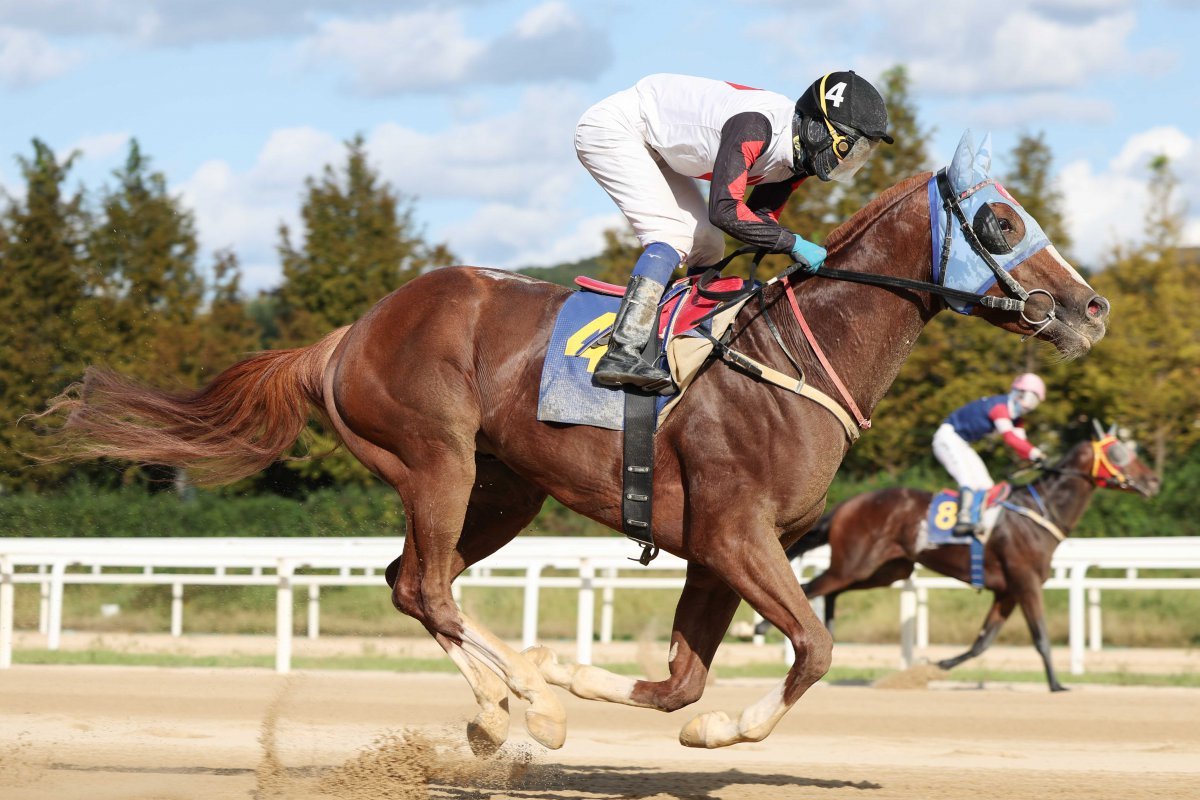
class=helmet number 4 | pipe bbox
[824,81,847,108]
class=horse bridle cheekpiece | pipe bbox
[929,131,1055,328]
[1092,434,1135,490]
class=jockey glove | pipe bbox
[790,236,827,273]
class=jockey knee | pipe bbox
[687,229,725,270]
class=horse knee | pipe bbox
[791,625,833,682]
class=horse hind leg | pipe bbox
[525,562,741,713]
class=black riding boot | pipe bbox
[953,487,981,537]
[594,275,673,394]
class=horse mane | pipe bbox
[824,171,932,255]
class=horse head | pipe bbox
[1054,420,1161,496]
[938,130,1108,358]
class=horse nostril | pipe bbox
[1087,295,1110,320]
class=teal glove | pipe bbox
[790,236,827,273]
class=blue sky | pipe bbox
[1,0,1197,293]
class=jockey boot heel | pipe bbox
[594,275,673,393]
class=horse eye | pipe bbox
[1107,443,1131,466]
[999,219,1012,232]
[972,205,1015,255]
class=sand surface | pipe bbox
[1,664,1198,799]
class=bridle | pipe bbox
[687,175,1062,432]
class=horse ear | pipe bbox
[1091,419,1106,440]
[973,132,993,180]
[1108,422,1118,438]
[949,130,976,191]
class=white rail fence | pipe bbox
[2,536,1198,675]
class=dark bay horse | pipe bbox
[41,149,1109,750]
[752,428,1159,690]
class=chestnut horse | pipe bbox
[42,147,1109,750]
[751,427,1160,690]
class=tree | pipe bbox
[1075,156,1200,474]
[88,140,205,387]
[0,140,104,490]
[275,135,454,347]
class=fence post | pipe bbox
[38,565,49,635]
[1,556,13,669]
[600,567,616,644]
[916,585,929,650]
[47,561,66,652]
[308,584,321,640]
[899,580,917,668]
[170,583,184,637]
[577,560,595,666]
[276,560,294,674]
[1068,564,1087,675]
[1087,587,1102,653]
[521,564,543,650]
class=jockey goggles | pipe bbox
[817,74,879,183]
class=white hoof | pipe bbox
[679,710,741,749]
[466,699,510,757]
[525,707,567,750]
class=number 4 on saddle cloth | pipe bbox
[536,273,752,430]
[923,484,1012,588]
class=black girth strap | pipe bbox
[621,328,661,565]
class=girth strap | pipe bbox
[1000,502,1067,542]
[620,331,661,565]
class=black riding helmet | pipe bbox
[794,70,894,182]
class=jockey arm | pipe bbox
[708,111,805,253]
[988,404,1040,460]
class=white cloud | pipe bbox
[62,132,130,162]
[971,94,1114,128]
[441,205,623,269]
[1058,126,1200,269]
[0,25,82,88]
[300,2,611,95]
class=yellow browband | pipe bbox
[1091,436,1127,486]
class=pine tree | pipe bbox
[88,140,205,387]
[275,135,454,347]
[0,140,104,490]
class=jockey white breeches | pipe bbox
[574,88,725,269]
[932,423,994,490]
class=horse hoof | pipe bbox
[679,710,739,749]
[466,705,510,757]
[524,708,567,750]
[1051,683,1070,693]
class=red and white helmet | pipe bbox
[1011,373,1046,402]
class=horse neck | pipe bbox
[743,174,938,418]
[1027,449,1099,535]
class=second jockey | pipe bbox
[575,71,894,393]
[933,373,1048,536]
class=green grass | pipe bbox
[13,649,1200,688]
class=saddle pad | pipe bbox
[924,483,1011,547]
[537,279,750,431]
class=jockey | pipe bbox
[575,71,893,393]
[933,373,1048,535]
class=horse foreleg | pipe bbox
[678,535,831,749]
[1015,583,1068,692]
[525,562,740,711]
[937,592,1016,671]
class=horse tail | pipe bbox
[784,510,835,560]
[39,326,351,486]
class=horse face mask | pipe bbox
[929,131,1053,314]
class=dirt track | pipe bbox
[1,665,1198,799]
